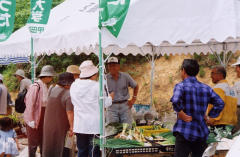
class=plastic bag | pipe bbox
[64,131,74,149]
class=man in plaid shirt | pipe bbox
[170,59,224,157]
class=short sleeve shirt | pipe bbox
[106,72,137,103]
[62,89,74,111]
[0,129,17,139]
[49,85,73,111]
[20,78,32,92]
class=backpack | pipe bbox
[15,88,28,113]
[15,82,40,113]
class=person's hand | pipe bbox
[205,116,214,126]
[27,121,35,128]
[110,92,114,99]
[17,145,21,151]
[128,97,136,108]
[68,128,74,137]
[178,110,192,122]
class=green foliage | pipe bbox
[14,0,30,31]
[208,54,218,65]
[118,54,147,64]
[36,53,98,76]
[127,70,140,77]
[169,75,173,84]
[120,58,127,68]
[153,97,158,105]
[199,66,205,78]
[193,53,202,61]
[2,64,18,92]
[164,54,169,60]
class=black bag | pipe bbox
[15,88,28,113]
[15,82,40,113]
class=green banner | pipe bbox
[0,0,16,42]
[27,0,52,37]
[99,0,130,37]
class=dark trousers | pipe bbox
[174,133,207,157]
[62,148,71,157]
[75,133,100,157]
[26,108,45,157]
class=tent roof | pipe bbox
[0,0,240,57]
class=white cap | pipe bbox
[232,57,240,66]
[107,57,119,64]
[79,60,98,78]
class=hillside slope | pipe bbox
[122,54,240,117]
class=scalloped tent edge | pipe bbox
[0,0,240,57]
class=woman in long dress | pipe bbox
[42,72,74,157]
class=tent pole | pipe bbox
[150,52,155,107]
[99,30,105,157]
[30,37,35,83]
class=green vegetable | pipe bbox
[158,132,175,145]
[94,138,144,148]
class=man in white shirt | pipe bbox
[232,57,240,132]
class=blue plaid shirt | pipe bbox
[170,77,224,141]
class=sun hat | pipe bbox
[79,60,98,79]
[57,72,75,86]
[66,65,80,74]
[0,74,3,81]
[107,57,119,64]
[14,69,25,78]
[232,57,240,66]
[39,65,56,77]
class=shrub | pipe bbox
[2,64,18,92]
[199,66,205,78]
[164,54,169,60]
[193,53,201,61]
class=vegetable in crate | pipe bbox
[94,138,144,148]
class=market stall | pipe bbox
[1,0,240,156]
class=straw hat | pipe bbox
[79,60,98,78]
[232,56,240,66]
[14,69,25,78]
[57,72,75,86]
[39,65,56,77]
[66,65,80,74]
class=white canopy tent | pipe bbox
[1,0,240,109]
[0,0,240,57]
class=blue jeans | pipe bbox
[75,133,100,157]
